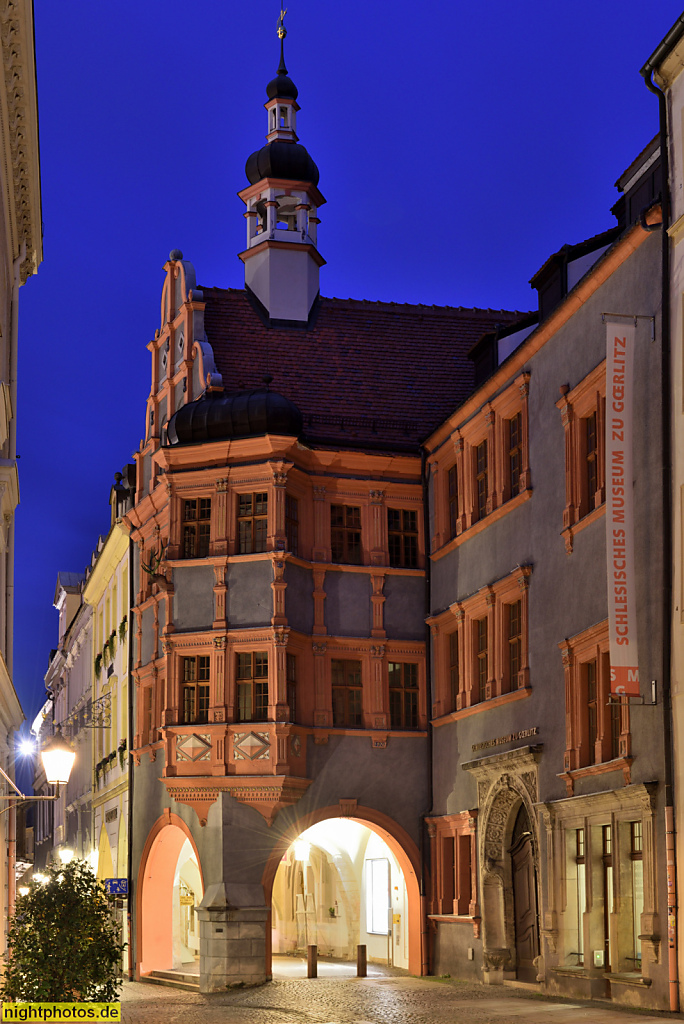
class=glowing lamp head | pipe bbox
[58,848,74,864]
[40,729,75,787]
[32,873,48,885]
[293,839,310,862]
[18,886,29,897]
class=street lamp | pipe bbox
[0,727,75,805]
[40,730,76,792]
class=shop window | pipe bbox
[181,656,210,723]
[331,505,362,564]
[285,495,299,556]
[388,662,418,729]
[388,508,418,568]
[630,821,644,972]
[238,493,268,554]
[331,659,362,726]
[286,652,297,722]
[182,498,211,558]
[236,651,269,721]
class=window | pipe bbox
[181,656,210,723]
[285,495,299,556]
[388,509,418,568]
[331,659,362,726]
[508,413,523,497]
[507,600,522,687]
[144,686,153,740]
[602,825,613,971]
[448,465,459,539]
[426,812,475,917]
[388,662,418,729]
[182,498,211,558]
[475,441,488,521]
[449,631,459,713]
[365,858,390,934]
[585,411,598,508]
[559,621,630,789]
[430,373,529,551]
[238,493,268,554]
[429,566,530,719]
[331,505,361,564]
[236,651,268,721]
[630,821,644,971]
[557,362,606,553]
[286,652,297,722]
[475,617,488,703]
[575,828,586,965]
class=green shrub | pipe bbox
[1,860,125,1002]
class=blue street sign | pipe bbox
[104,877,128,896]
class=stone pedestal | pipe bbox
[197,883,269,992]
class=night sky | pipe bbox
[12,2,683,745]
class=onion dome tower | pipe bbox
[238,7,325,325]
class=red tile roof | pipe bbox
[200,287,529,449]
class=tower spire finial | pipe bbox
[276,5,288,75]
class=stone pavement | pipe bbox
[120,960,684,1024]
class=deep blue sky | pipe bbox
[12,1,683,733]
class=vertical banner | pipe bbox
[606,321,639,696]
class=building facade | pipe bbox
[126,34,522,994]
[424,145,669,1010]
[0,0,42,961]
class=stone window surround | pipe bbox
[540,782,659,986]
[426,809,479,933]
[556,360,607,555]
[428,565,532,724]
[558,619,632,795]
[429,372,531,558]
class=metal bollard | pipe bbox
[307,943,318,978]
[357,943,367,977]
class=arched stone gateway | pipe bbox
[136,814,204,977]
[263,803,424,977]
[463,745,542,984]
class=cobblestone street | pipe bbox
[120,961,684,1024]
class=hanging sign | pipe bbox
[605,321,639,695]
[104,877,128,896]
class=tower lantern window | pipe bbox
[279,106,288,127]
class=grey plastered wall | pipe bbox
[284,563,314,634]
[325,572,370,636]
[383,575,426,639]
[226,560,272,626]
[173,565,215,630]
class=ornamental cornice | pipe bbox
[0,0,41,280]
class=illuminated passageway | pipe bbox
[272,817,409,969]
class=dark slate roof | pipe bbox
[199,289,529,450]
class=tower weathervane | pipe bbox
[276,5,288,74]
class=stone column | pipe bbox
[198,883,269,992]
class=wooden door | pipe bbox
[510,807,540,983]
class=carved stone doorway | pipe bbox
[510,803,540,982]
